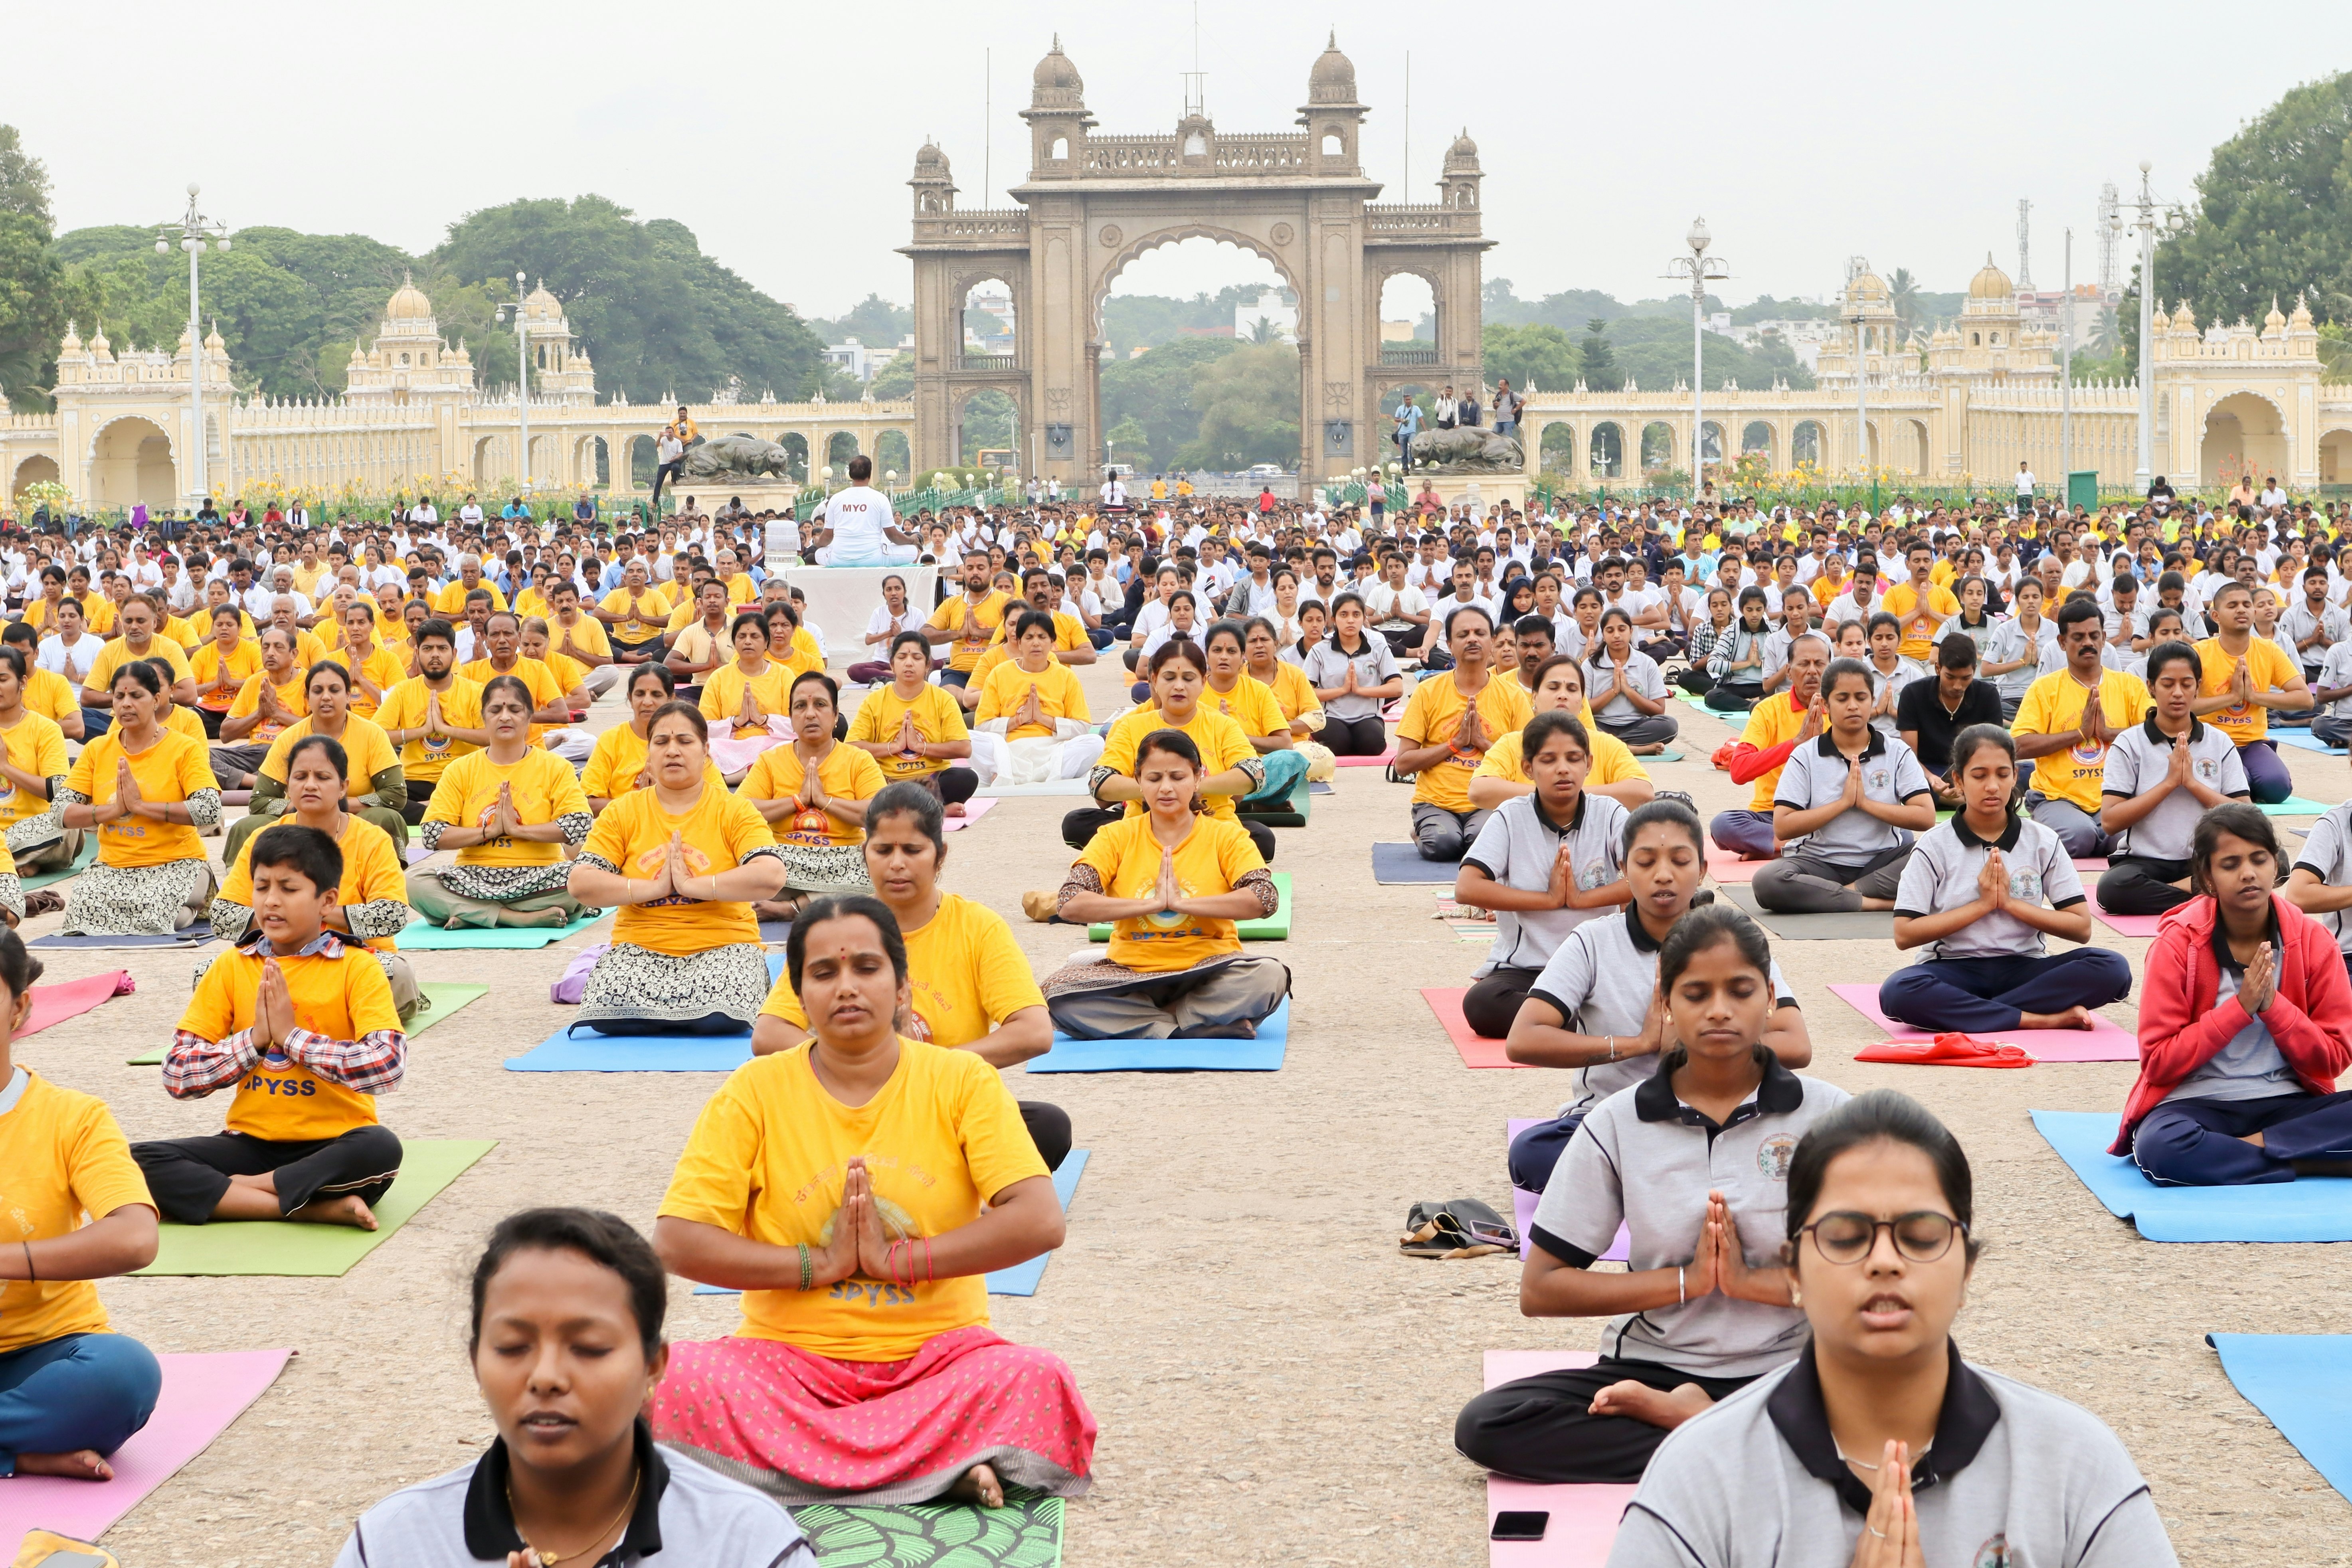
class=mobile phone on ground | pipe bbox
[1490,1510,1550,1541]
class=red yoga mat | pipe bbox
[1422,987,1525,1068]
[1825,983,2139,1062]
[1702,849,1763,882]
[1333,748,1395,767]
[1481,1350,1635,1568]
[20,968,134,1039]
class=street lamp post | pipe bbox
[2061,229,2073,489]
[494,272,533,498]
[2109,161,2189,492]
[1664,218,1730,499]
[155,184,230,510]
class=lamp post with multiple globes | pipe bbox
[1665,218,1730,496]
[154,184,230,509]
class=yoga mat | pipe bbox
[758,919,795,944]
[20,967,132,1040]
[1718,883,1894,941]
[940,796,999,830]
[403,842,434,866]
[406,981,491,1038]
[0,1348,292,1544]
[2272,730,2343,753]
[1672,688,1724,714]
[1640,748,1685,763]
[137,1139,497,1275]
[1309,780,1335,794]
[19,839,97,891]
[1240,775,1313,827]
[973,777,1090,798]
[2029,1110,2352,1242]
[1333,747,1394,767]
[2259,795,2328,816]
[1480,1350,1634,1568]
[1373,841,1461,884]
[30,924,213,951]
[1824,983,2139,1062]
[2086,891,2167,939]
[1090,872,1291,942]
[1703,849,1763,882]
[1027,999,1288,1072]
[2206,1333,2352,1501]
[791,1493,1064,1568]
[1506,1121,1628,1262]
[1422,986,1525,1069]
[394,911,605,949]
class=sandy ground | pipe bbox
[24,658,2349,1565]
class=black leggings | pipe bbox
[1462,966,1541,1039]
[2097,854,2194,916]
[1061,805,1276,864]
[1018,1101,1072,1171]
[404,777,439,825]
[1454,1356,1760,1483]
[1317,714,1389,755]
[131,1125,404,1226]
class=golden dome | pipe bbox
[1967,254,2015,302]
[1847,271,1889,302]
[2264,297,2287,331]
[1444,129,1480,171]
[1308,31,1357,103]
[59,321,80,352]
[523,281,563,322]
[385,271,434,322]
[89,322,111,358]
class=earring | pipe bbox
[1789,1283,1802,1307]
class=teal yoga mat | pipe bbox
[395,911,605,949]
[2030,1110,2352,1242]
[2257,795,2328,816]
[20,840,97,892]
[1029,999,1288,1072]
[2206,1333,2352,1501]
[1090,872,1290,941]
[506,1028,750,1072]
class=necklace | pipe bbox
[1834,1437,1931,1473]
[508,1465,640,1566]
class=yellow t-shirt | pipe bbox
[538,649,592,700]
[758,892,1042,1047]
[257,714,400,788]
[328,643,408,720]
[2195,635,2300,745]
[78,593,117,636]
[599,586,673,641]
[432,579,509,617]
[375,676,485,783]
[741,743,888,847]
[220,813,408,951]
[975,658,1091,740]
[985,611,1089,653]
[1097,705,1259,822]
[579,723,726,802]
[848,684,970,782]
[67,729,216,866]
[580,784,775,956]
[1203,675,1289,740]
[178,942,401,1142]
[1076,811,1266,971]
[1733,691,1813,811]
[191,639,263,712]
[459,656,563,713]
[699,660,802,740]
[86,636,192,695]
[161,705,206,741]
[226,668,310,742]
[1260,661,1323,728]
[2012,668,2153,811]
[1396,673,1536,814]
[0,711,67,834]
[21,668,80,728]
[1881,582,1962,662]
[0,1074,154,1355]
[658,1040,1048,1361]
[546,613,613,662]
[1473,720,1649,790]
[422,748,587,868]
[926,590,1012,672]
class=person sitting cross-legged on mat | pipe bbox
[1201,621,1311,813]
[1753,659,1935,915]
[210,735,425,1025]
[132,825,406,1231]
[57,660,221,936]
[583,663,714,814]
[1455,905,1848,1483]
[649,896,1096,1507]
[1046,729,1290,1040]
[2113,803,2352,1186]
[1395,605,1534,862]
[372,619,487,827]
[752,782,1070,1170]
[1241,615,1327,760]
[406,674,593,931]
[1700,587,1772,713]
[2007,596,2151,860]
[335,1208,813,1566]
[1505,802,1810,1192]
[1611,1090,2182,1566]
[847,631,979,813]
[0,647,75,882]
[1879,724,2134,1035]
[1708,632,1830,862]
[223,660,408,866]
[1061,639,1271,861]
[1301,592,1403,757]
[565,701,788,1036]
[0,927,163,1482]
[740,672,887,920]
[970,612,1102,789]
[2096,641,2253,918]
[2285,755,2352,985]
[1582,607,1679,753]
[1470,655,1654,814]
[1455,711,1631,1039]
[2194,581,2308,807]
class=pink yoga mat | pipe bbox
[1334,748,1395,767]
[1506,1120,1630,1261]
[1481,1350,1636,1568]
[20,969,133,1039]
[1423,987,1525,1069]
[1824,983,2140,1062]
[2087,891,2166,939]
[941,797,999,831]
[1703,850,1762,882]
[0,1348,291,1542]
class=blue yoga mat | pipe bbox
[1028,1000,1289,1073]
[2030,1110,2352,1242]
[2271,731,2344,754]
[1308,781,1334,794]
[1371,842,1459,884]
[507,1028,750,1072]
[693,1151,1090,1299]
[2206,1333,2352,1501]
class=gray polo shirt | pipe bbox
[1984,615,2058,698]
[1462,790,1628,976]
[2100,716,2249,862]
[1891,815,2085,960]
[1773,730,1932,866]
[2317,641,2352,718]
[1867,657,1929,738]
[1298,635,1400,720]
[2280,600,2348,668]
[1533,1058,1848,1378]
[1609,1341,2178,1568]
[2293,801,2352,953]
[1584,648,1668,722]
[1529,906,1798,1117]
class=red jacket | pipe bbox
[2113,893,2352,1152]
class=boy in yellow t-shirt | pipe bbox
[131,824,406,1228]
[1393,613,1535,860]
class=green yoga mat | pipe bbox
[394,912,605,950]
[408,982,491,1037]
[21,840,98,892]
[1090,872,1291,941]
[1644,748,1685,763]
[136,1139,496,1276]
[791,1492,1063,1568]
[1239,777,1312,828]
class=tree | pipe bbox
[1105,415,1149,462]
[1578,318,1620,392]
[0,126,65,410]
[811,294,912,352]
[1481,323,1578,393]
[1099,336,1241,470]
[867,353,916,400]
[1887,269,1922,340]
[1180,343,1298,470]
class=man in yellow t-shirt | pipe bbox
[595,559,673,664]
[1393,605,1534,860]
[1879,540,1960,662]
[2012,598,2152,856]
[83,594,196,728]
[374,619,489,822]
[212,626,309,788]
[925,557,1012,691]
[430,554,508,619]
[544,581,619,697]
[2194,580,2308,805]
[462,613,576,753]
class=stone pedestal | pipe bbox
[677,477,800,518]
[778,565,938,662]
[1399,473,1529,515]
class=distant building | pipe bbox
[1234,288,1298,344]
[1725,317,1840,371]
[963,284,1017,354]
[825,335,914,382]
[1379,319,1417,343]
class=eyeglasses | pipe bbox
[1798,1211,1967,1265]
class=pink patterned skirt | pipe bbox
[647,1326,1096,1506]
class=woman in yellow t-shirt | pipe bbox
[1070,638,1270,860]
[647,894,1092,1507]
[408,674,592,930]
[224,660,408,865]
[846,631,977,812]
[59,662,222,935]
[1242,617,1326,740]
[1201,620,1310,815]
[585,664,693,812]
[1469,655,1656,811]
[741,672,888,915]
[699,612,800,778]
[565,701,787,1034]
[0,646,76,881]
[190,603,262,736]
[1046,727,1289,1040]
[971,610,1101,788]
[0,927,164,1480]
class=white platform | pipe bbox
[777,565,937,662]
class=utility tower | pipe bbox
[2016,198,2033,291]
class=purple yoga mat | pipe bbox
[1507,1119,1630,1261]
[0,1348,291,1542]
[1825,983,2139,1063]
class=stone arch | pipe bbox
[1639,421,1676,475]
[1537,421,1577,475]
[9,454,60,501]
[2200,390,2290,489]
[775,432,811,483]
[1792,420,1825,467]
[825,431,862,473]
[578,435,611,488]
[86,415,176,509]
[2320,426,2352,486]
[1589,422,1626,479]
[1900,418,1932,476]
[1741,421,1775,462]
[473,435,502,486]
[1088,223,1301,340]
[1374,266,1443,364]
[876,429,913,481]
[621,433,657,489]
[1699,421,1727,467]
[950,270,1023,370]
[951,383,1021,469]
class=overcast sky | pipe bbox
[16,1,2350,323]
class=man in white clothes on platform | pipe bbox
[807,455,919,566]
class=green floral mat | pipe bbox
[791,1491,1063,1567]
